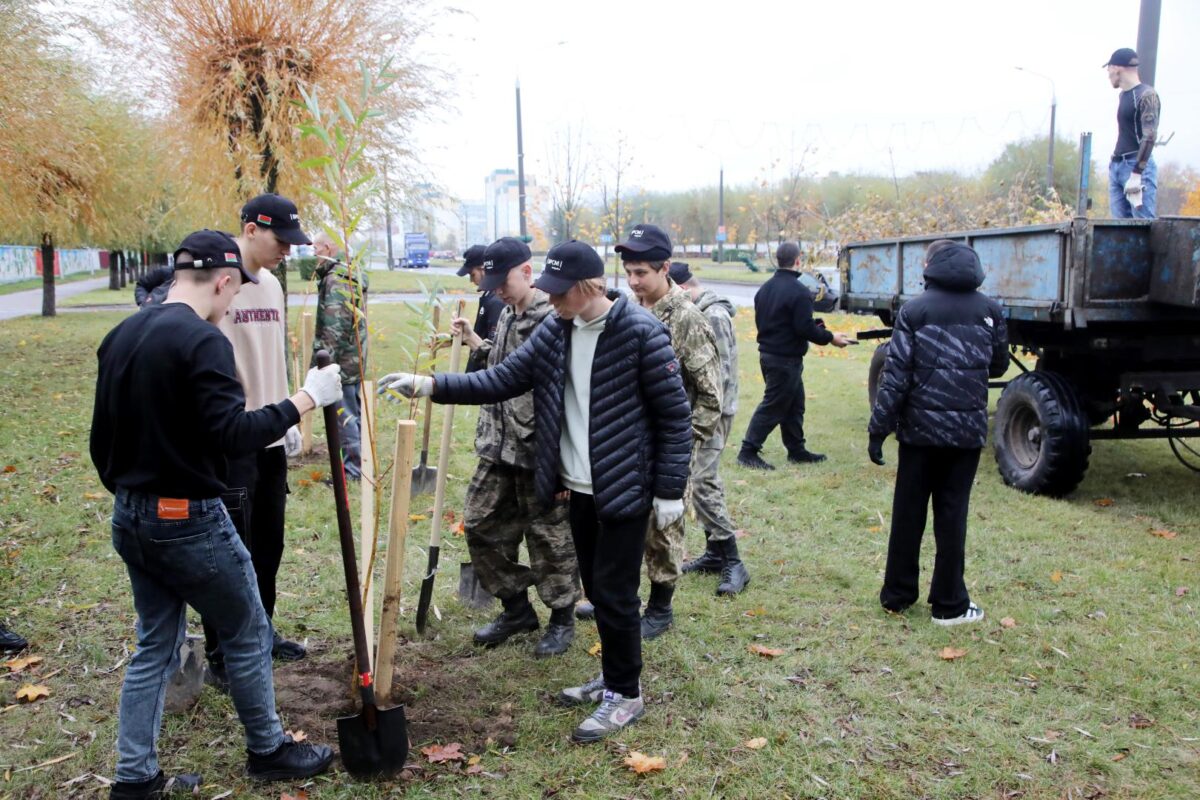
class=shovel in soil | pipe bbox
[316,351,409,777]
[410,306,440,496]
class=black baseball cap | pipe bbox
[668,261,694,285]
[173,229,258,285]
[457,244,487,277]
[240,194,311,245]
[615,224,673,262]
[1103,48,1139,67]
[533,240,604,295]
[480,237,532,290]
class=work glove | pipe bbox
[284,426,302,457]
[1124,172,1143,206]
[378,372,434,400]
[301,364,342,408]
[868,433,886,466]
[652,497,685,529]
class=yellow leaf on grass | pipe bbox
[1050,570,1063,583]
[587,641,602,657]
[742,607,767,617]
[1150,529,1178,539]
[1000,617,1017,628]
[745,737,768,750]
[83,492,106,500]
[4,656,43,673]
[1094,497,1114,507]
[939,647,968,661]
[285,729,307,742]
[467,755,481,766]
[623,751,666,774]
[867,526,882,534]
[409,514,428,522]
[15,684,50,703]
[749,644,784,658]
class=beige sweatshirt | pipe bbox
[217,269,289,448]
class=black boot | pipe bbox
[682,534,723,574]
[245,735,335,781]
[787,448,826,464]
[640,582,675,640]
[473,593,540,647]
[715,538,751,596]
[271,630,307,662]
[737,448,776,471]
[535,606,576,657]
[110,771,202,799]
[0,625,27,653]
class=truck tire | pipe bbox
[994,371,1091,497]
[867,342,889,410]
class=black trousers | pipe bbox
[741,352,807,456]
[569,492,648,699]
[879,443,980,618]
[204,446,289,661]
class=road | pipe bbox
[0,276,113,321]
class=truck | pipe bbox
[403,232,430,269]
[840,136,1200,497]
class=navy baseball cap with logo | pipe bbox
[615,224,673,262]
[668,261,694,285]
[1103,48,1139,67]
[457,244,488,277]
[240,193,312,245]
[173,229,258,285]
[480,237,532,290]
[533,240,604,295]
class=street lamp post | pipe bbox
[1015,66,1057,195]
[515,79,527,239]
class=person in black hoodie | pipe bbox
[868,240,1009,626]
[738,241,852,470]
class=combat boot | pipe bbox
[681,534,723,574]
[473,592,540,647]
[715,538,750,596]
[640,582,675,640]
[534,606,575,657]
[737,448,776,471]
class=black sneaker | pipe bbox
[110,771,202,799]
[246,735,335,782]
[0,625,27,653]
[271,631,307,662]
[473,603,540,647]
[787,449,826,464]
[534,622,575,657]
[737,451,776,471]
[204,659,230,695]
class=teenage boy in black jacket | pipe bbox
[868,241,1009,626]
[379,240,691,742]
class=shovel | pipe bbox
[410,305,441,496]
[415,300,466,635]
[316,351,409,777]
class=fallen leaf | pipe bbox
[587,641,602,657]
[867,525,882,534]
[749,644,784,658]
[465,764,484,775]
[467,755,481,766]
[745,737,768,750]
[623,751,666,774]
[281,792,309,800]
[308,470,324,481]
[296,479,312,488]
[1050,570,1063,583]
[4,656,43,673]
[1176,587,1189,597]
[421,742,465,763]
[285,729,307,742]
[1094,497,1114,507]
[742,607,767,617]
[452,520,465,536]
[1000,617,1017,629]
[83,492,106,500]
[939,647,968,661]
[1111,751,1128,762]
[443,509,456,523]
[1149,529,1178,539]
[409,514,428,522]
[1128,713,1154,729]
[2,465,15,473]
[15,684,50,703]
[1044,729,1062,741]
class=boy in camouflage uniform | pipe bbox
[619,225,723,638]
[449,237,580,657]
[670,263,750,595]
[311,233,368,479]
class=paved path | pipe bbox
[0,276,112,321]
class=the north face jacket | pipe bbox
[868,244,1009,449]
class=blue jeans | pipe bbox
[339,382,363,479]
[1108,156,1157,219]
[111,489,283,782]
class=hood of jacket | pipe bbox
[694,288,736,318]
[923,243,984,292]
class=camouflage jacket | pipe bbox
[648,283,722,443]
[472,290,554,466]
[312,258,368,383]
[693,289,739,417]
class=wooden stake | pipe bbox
[299,312,315,454]
[359,380,376,666]
[375,419,417,705]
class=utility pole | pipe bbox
[1015,67,1057,195]
[515,81,527,239]
[1137,0,1160,86]
[717,165,725,263]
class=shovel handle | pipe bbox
[316,350,375,692]
[418,306,440,453]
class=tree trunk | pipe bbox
[119,250,127,289]
[41,233,55,317]
[109,250,119,291]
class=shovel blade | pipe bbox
[337,704,409,777]
[410,464,437,496]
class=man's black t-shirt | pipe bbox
[90,302,300,498]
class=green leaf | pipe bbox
[297,156,334,170]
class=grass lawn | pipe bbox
[0,270,107,296]
[0,305,1197,799]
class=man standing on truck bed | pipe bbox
[1105,47,1161,219]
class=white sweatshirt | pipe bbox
[559,309,610,494]
[217,269,289,448]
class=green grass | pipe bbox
[1,307,1197,798]
[0,270,106,296]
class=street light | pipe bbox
[1015,66,1057,195]
[696,144,725,262]
[515,40,568,241]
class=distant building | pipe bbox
[461,202,487,249]
[485,169,520,241]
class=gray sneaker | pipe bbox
[556,673,605,707]
[932,602,985,627]
[571,689,645,743]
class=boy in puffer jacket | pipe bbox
[867,241,1008,626]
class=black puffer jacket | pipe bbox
[435,294,692,521]
[869,244,1009,448]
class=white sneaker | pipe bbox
[556,673,605,707]
[571,689,645,742]
[932,602,984,626]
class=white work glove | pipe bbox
[652,497,685,529]
[283,426,302,457]
[301,364,342,407]
[377,372,434,400]
[1124,172,1144,206]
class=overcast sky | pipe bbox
[409,0,1199,203]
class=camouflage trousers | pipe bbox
[643,447,698,588]
[464,460,579,609]
[690,414,738,542]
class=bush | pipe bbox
[292,256,318,281]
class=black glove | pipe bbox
[868,434,886,466]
